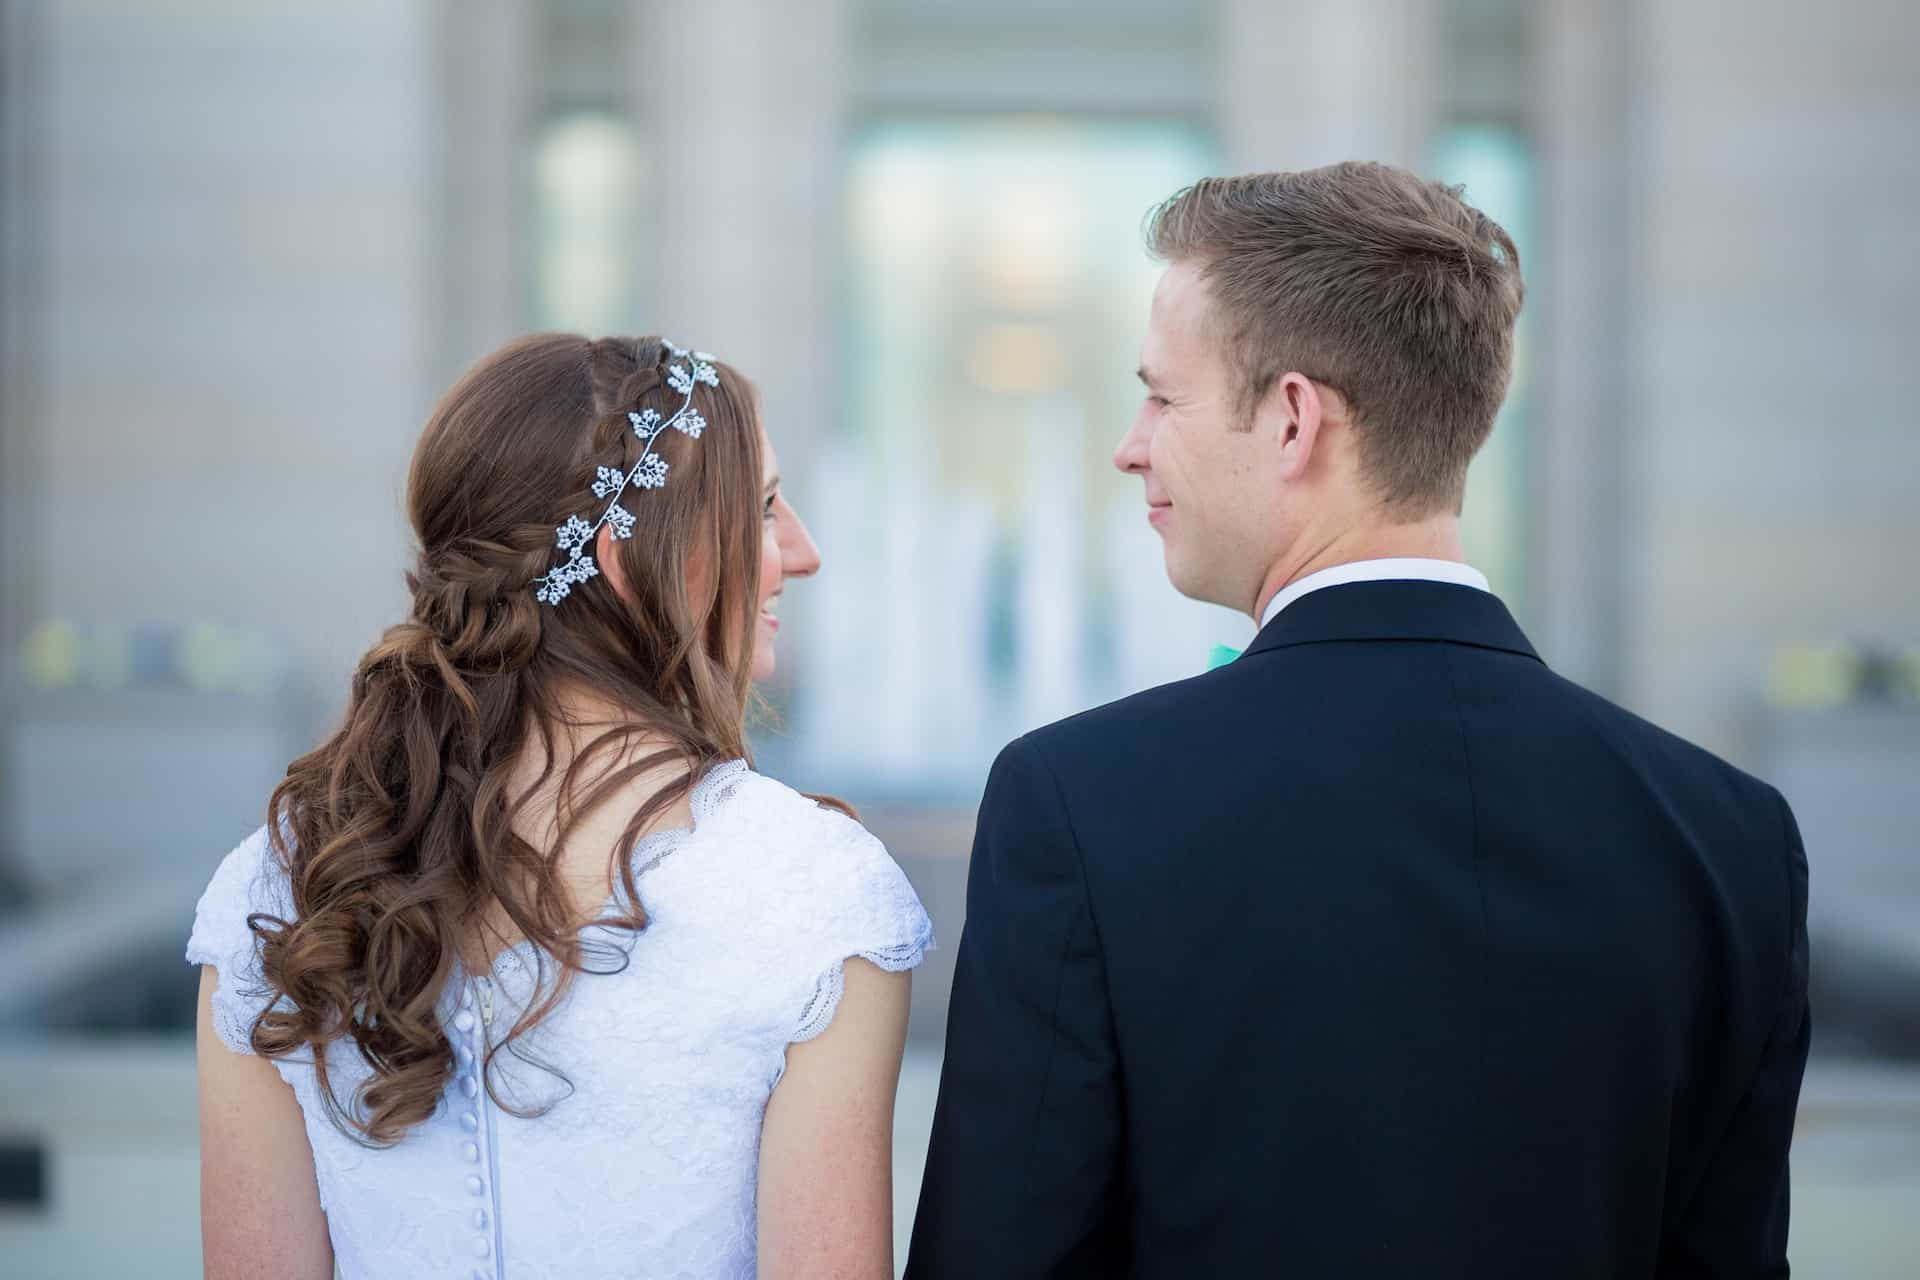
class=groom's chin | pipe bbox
[1161,551,1205,605]
[1161,555,1235,613]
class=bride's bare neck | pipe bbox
[473,691,696,957]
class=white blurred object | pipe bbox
[532,113,645,335]
[1014,396,1085,731]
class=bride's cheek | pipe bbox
[762,535,781,590]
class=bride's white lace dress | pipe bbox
[186,760,933,1279]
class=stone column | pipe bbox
[1218,0,1442,174]
[1531,0,1634,696]
[638,0,849,476]
[636,0,853,699]
[430,0,536,382]
[0,0,50,660]
[0,0,51,884]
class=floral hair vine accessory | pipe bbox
[532,340,719,605]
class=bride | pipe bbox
[188,334,932,1278]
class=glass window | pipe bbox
[790,117,1225,798]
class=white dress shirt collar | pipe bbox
[1259,558,1491,631]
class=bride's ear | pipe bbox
[594,523,636,604]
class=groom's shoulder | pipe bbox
[1015,649,1789,827]
[1549,671,1788,816]
[1021,662,1251,764]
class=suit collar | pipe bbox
[1259,557,1492,630]
[1242,579,1542,663]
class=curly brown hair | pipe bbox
[247,334,766,1144]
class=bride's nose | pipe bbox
[779,505,821,579]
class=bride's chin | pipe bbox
[749,635,776,682]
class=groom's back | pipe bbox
[912,580,1808,1279]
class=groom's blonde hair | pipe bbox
[1147,161,1524,516]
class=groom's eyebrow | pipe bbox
[1136,366,1157,388]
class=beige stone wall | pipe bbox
[10,0,439,689]
[1621,0,1920,761]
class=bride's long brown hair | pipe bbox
[249,334,765,1144]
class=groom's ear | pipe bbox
[1269,371,1325,482]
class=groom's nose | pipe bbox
[1114,411,1153,476]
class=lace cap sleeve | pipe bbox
[184,825,292,1055]
[787,806,935,1045]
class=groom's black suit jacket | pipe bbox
[907,581,1809,1279]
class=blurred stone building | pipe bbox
[2,0,1916,1047]
[3,2,1920,1275]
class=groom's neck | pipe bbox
[1250,513,1468,623]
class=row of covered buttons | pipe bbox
[455,983,493,1275]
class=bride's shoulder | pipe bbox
[708,766,919,910]
[192,824,293,932]
[712,764,871,844]
[185,824,295,1055]
[705,767,932,1005]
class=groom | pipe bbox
[907,162,1809,1277]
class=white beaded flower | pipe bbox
[605,503,636,540]
[530,338,720,606]
[555,515,594,553]
[634,455,669,489]
[666,360,719,396]
[535,552,599,603]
